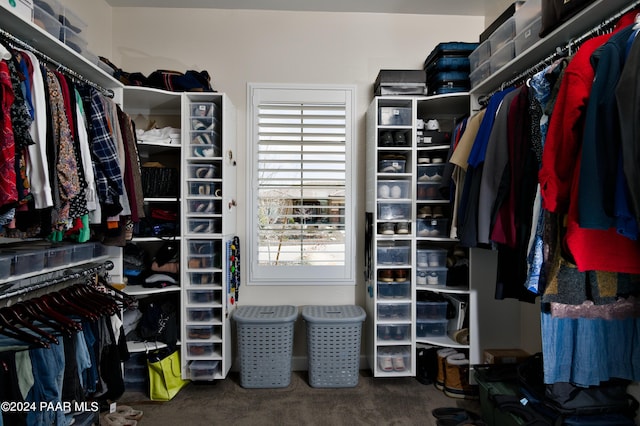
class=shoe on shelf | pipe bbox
[418,155,431,164]
[380,222,395,235]
[426,119,440,131]
[378,184,390,198]
[418,206,432,219]
[431,157,444,164]
[395,269,408,282]
[380,131,394,146]
[379,269,394,282]
[394,327,405,340]
[432,206,444,219]
[392,354,406,371]
[396,222,410,234]
[380,354,394,372]
[394,131,407,146]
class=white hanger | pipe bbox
[0,42,11,61]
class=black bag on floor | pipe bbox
[515,353,639,424]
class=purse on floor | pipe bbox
[147,347,190,401]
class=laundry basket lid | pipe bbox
[233,305,298,324]
[302,305,366,323]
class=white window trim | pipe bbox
[246,83,357,286]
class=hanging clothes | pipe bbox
[615,30,640,231]
[538,13,640,275]
[21,50,53,210]
[578,25,635,232]
[0,60,16,210]
[457,87,516,248]
[449,110,484,240]
[77,86,124,219]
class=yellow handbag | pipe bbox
[147,347,190,401]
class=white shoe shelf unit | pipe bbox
[365,94,522,378]
[180,93,237,381]
[121,88,238,382]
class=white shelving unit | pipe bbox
[365,94,523,378]
[180,92,237,381]
[120,88,238,381]
[121,86,182,357]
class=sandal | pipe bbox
[102,413,138,426]
[115,405,144,421]
[432,407,469,419]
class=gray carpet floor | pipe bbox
[116,370,481,426]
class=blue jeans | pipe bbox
[26,341,67,426]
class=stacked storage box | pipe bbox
[33,0,88,55]
[423,42,479,95]
[513,0,542,56]
[373,70,427,96]
[32,0,86,49]
[469,0,542,88]
[470,16,517,87]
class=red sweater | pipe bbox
[539,11,640,273]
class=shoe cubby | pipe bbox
[181,92,237,381]
[366,94,471,378]
[377,281,411,300]
[377,346,411,374]
[377,303,411,321]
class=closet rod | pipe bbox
[0,28,114,98]
[0,260,114,302]
[479,0,640,104]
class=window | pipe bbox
[247,84,356,285]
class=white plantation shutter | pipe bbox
[248,85,356,285]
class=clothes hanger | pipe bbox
[96,276,136,308]
[44,292,99,322]
[65,284,119,316]
[24,297,82,332]
[0,306,59,345]
[0,311,49,348]
[12,303,74,337]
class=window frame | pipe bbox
[246,83,357,286]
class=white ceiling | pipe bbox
[102,0,487,16]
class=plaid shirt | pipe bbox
[81,86,123,211]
